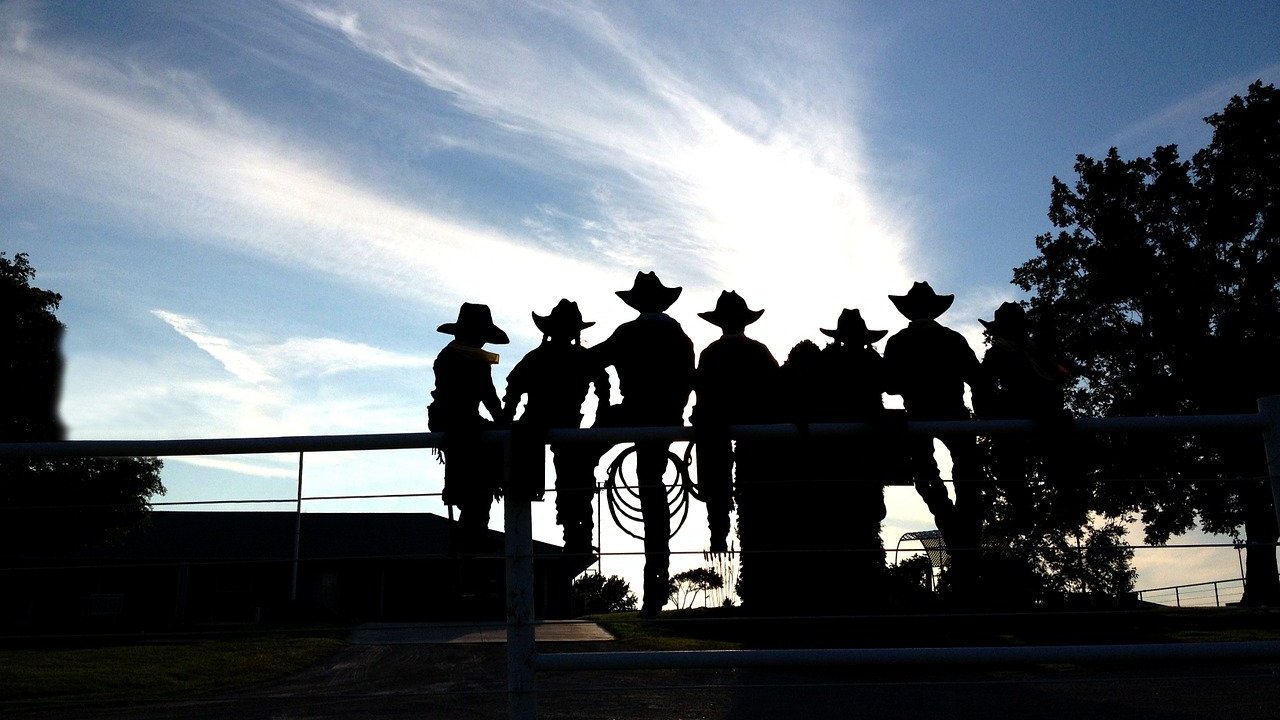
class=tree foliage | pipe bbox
[571,572,637,614]
[1,252,65,442]
[1,252,164,557]
[1011,81,1280,604]
[667,567,723,609]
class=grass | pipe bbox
[588,610,741,651]
[586,605,1280,650]
[0,635,343,707]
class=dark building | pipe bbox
[2,511,593,632]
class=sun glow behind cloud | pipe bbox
[297,0,916,349]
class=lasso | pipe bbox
[603,442,703,540]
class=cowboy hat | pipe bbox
[533,299,595,337]
[979,301,1030,339]
[616,271,682,313]
[698,290,764,329]
[821,308,887,345]
[889,281,954,320]
[437,302,509,344]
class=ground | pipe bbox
[4,612,1280,718]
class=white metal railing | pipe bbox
[3,396,1280,719]
[1137,578,1246,608]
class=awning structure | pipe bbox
[895,529,948,570]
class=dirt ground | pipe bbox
[7,640,1280,719]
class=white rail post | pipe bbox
[290,451,303,603]
[1260,396,1280,529]
[505,431,538,720]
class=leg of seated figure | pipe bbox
[908,434,953,520]
[941,434,987,602]
[699,436,733,553]
[636,440,672,616]
[553,446,596,553]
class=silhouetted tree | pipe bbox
[1,252,164,557]
[572,572,637,614]
[888,554,934,592]
[1012,81,1280,604]
[668,567,723,609]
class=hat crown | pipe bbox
[548,298,585,325]
[906,281,940,300]
[713,290,749,314]
[836,308,870,334]
[457,302,494,326]
[992,301,1026,325]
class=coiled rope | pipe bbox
[603,443,702,540]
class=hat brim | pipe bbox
[437,322,510,345]
[698,307,764,328]
[820,327,888,343]
[889,293,954,320]
[617,286,682,313]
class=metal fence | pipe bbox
[3,397,1280,719]
[1137,578,1246,608]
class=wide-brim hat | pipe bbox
[979,301,1029,338]
[889,281,954,320]
[821,308,887,344]
[533,298,595,336]
[437,302,509,344]
[616,271,682,313]
[698,290,764,329]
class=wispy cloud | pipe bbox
[152,310,433,384]
[0,28,623,338]
[1109,63,1280,151]
[294,0,918,350]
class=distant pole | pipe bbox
[291,451,304,603]
[596,478,603,575]
[1259,396,1280,530]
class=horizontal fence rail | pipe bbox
[1137,578,1247,608]
[4,396,1280,720]
[0,410,1269,458]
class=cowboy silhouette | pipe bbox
[594,271,695,617]
[816,309,890,606]
[503,299,610,555]
[693,291,779,554]
[979,302,1079,530]
[428,303,508,556]
[883,282,991,600]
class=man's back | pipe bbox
[596,313,694,417]
[884,320,981,415]
[507,342,605,426]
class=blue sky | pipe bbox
[3,1,1278,598]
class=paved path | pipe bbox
[348,619,614,644]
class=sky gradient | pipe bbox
[3,1,1278,599]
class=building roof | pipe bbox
[28,511,590,574]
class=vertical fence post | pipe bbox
[291,451,304,603]
[505,433,537,720]
[1259,396,1280,530]
[1175,587,1181,607]
[1214,582,1220,607]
